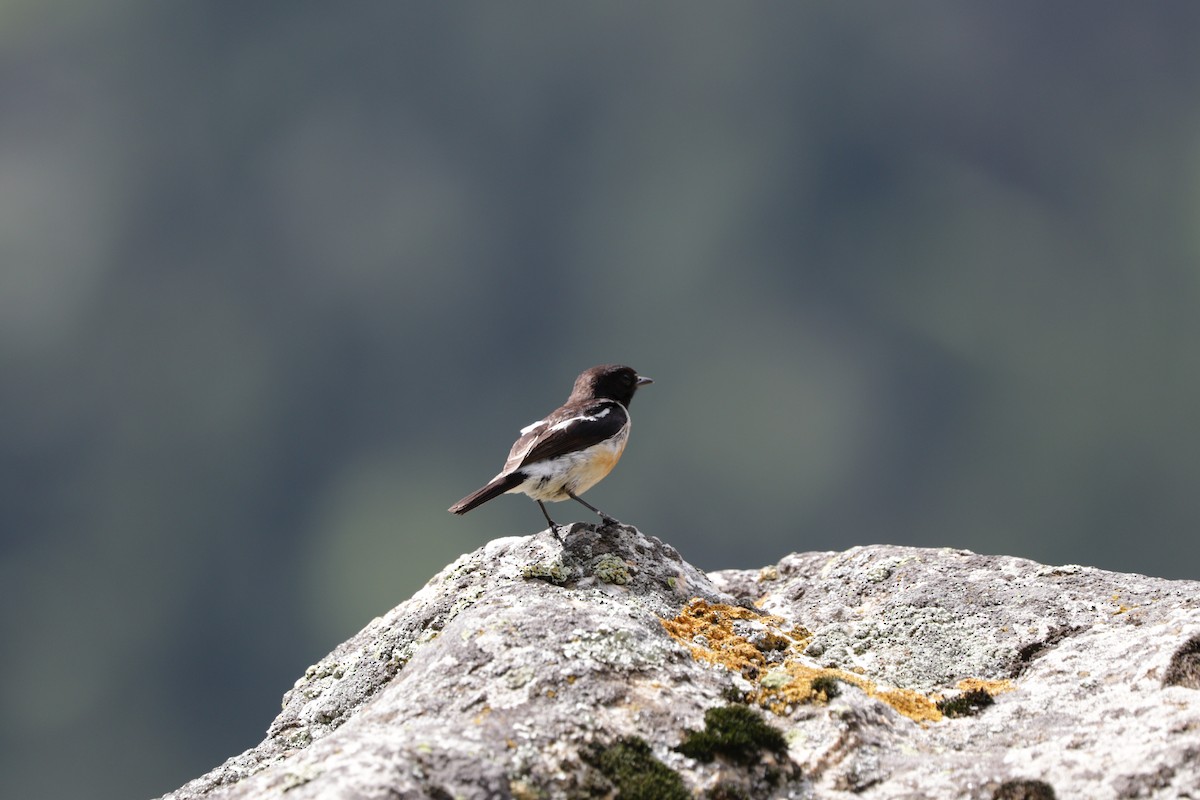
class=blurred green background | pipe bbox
[4,3,1200,798]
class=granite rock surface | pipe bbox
[161,525,1200,800]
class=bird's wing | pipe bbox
[500,400,628,474]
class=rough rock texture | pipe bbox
[161,526,1200,800]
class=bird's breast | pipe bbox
[569,434,627,492]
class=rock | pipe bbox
[160,527,1200,800]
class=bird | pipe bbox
[449,364,653,530]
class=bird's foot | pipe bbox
[599,514,622,528]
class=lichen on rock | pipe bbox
[159,530,1200,800]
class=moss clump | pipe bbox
[936,688,994,718]
[809,674,841,701]
[677,705,788,766]
[589,736,689,800]
[992,778,1057,799]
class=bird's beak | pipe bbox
[636,376,654,386]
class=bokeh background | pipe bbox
[4,3,1200,798]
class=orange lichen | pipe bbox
[659,598,800,674]
[661,598,1010,725]
[870,686,942,723]
[956,677,1015,695]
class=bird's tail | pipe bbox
[448,473,523,515]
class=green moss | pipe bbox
[588,737,689,800]
[992,779,1056,799]
[936,688,994,718]
[677,704,788,766]
[809,674,841,700]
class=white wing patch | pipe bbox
[520,420,548,435]
[548,406,610,434]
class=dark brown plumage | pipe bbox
[449,364,652,528]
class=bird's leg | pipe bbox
[566,490,621,527]
[537,500,561,537]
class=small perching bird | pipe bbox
[448,364,652,529]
